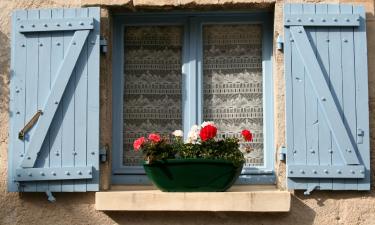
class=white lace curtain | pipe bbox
[123,24,264,167]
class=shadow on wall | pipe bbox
[105,195,316,225]
[0,31,10,113]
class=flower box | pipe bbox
[133,121,253,192]
[143,158,243,192]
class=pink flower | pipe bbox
[148,133,161,143]
[133,137,146,151]
[241,129,253,142]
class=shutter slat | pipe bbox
[284,3,370,191]
[290,3,308,190]
[61,8,77,192]
[327,4,345,190]
[8,10,27,192]
[340,4,358,190]
[315,4,333,190]
[24,9,40,192]
[74,8,89,192]
[353,5,370,190]
[48,8,64,192]
[8,7,100,192]
[36,8,52,192]
[302,3,320,192]
[86,7,100,191]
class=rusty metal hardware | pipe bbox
[18,110,43,140]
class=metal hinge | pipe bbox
[279,146,287,161]
[100,36,107,53]
[100,145,108,163]
[276,35,283,51]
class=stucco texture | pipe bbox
[1,0,375,225]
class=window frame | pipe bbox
[111,12,275,184]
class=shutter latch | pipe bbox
[304,185,319,195]
[357,128,365,144]
[279,146,287,161]
[100,36,107,54]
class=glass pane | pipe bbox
[123,26,183,166]
[203,24,264,167]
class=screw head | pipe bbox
[300,170,305,174]
[67,22,72,26]
[79,21,84,25]
[56,42,61,46]
[56,23,60,27]
[321,18,326,22]
[39,43,43,47]
[309,18,314,22]
[65,171,70,175]
[28,173,32,177]
[346,18,350,22]
[77,171,82,175]
[31,24,35,28]
[40,172,45,176]
[43,24,48,27]
[321,97,326,101]
[297,18,302,22]
[286,19,290,22]
[333,18,338,22]
[20,25,24,29]
[51,172,56,176]
[337,170,342,174]
[290,170,294,174]
[91,151,95,155]
[313,170,317,174]
[351,170,355,174]
[27,156,31,160]
[324,169,329,174]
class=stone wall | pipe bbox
[0,0,375,224]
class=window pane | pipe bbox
[203,24,264,167]
[123,26,183,166]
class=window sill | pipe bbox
[95,185,290,212]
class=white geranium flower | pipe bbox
[201,121,216,128]
[186,125,200,144]
[172,130,183,137]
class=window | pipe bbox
[112,12,274,184]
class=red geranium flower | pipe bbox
[148,133,161,143]
[199,124,217,141]
[241,129,253,142]
[133,137,146,151]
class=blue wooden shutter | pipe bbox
[8,7,100,192]
[284,4,370,193]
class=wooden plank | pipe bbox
[74,8,89,192]
[17,17,93,32]
[23,9,40,192]
[315,4,332,190]
[302,3,320,192]
[290,25,360,166]
[353,5,370,190]
[20,29,89,168]
[284,4,296,190]
[48,8,64,192]
[86,7,100,191]
[35,9,52,192]
[340,4,358,190]
[287,165,365,178]
[290,4,307,190]
[284,14,360,26]
[8,10,27,192]
[61,8,76,192]
[327,4,345,190]
[15,166,93,181]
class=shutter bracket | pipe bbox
[276,35,284,51]
[100,145,108,163]
[100,36,107,53]
[279,146,287,161]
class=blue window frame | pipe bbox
[112,12,275,184]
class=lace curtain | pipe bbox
[123,26,183,166]
[203,24,264,167]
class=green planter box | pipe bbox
[143,159,243,192]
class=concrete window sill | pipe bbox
[95,185,291,212]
